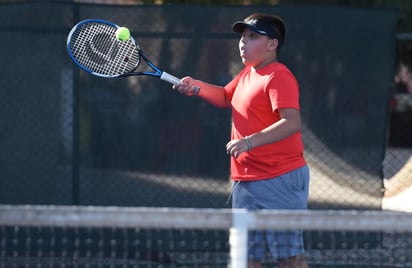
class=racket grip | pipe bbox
[160,72,182,85]
[161,71,200,96]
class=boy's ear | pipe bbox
[268,39,279,51]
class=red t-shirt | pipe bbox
[224,62,306,181]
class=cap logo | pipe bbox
[246,19,269,35]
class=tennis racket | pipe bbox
[66,19,199,94]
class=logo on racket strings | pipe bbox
[85,32,119,66]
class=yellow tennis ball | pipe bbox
[115,27,130,42]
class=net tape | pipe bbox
[1,205,412,267]
[1,205,411,231]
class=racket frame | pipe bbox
[66,19,182,85]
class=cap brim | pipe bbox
[232,15,286,45]
[232,21,267,36]
[232,21,248,33]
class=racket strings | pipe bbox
[69,22,140,77]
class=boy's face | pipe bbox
[238,28,278,69]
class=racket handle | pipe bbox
[160,72,182,85]
[161,71,201,96]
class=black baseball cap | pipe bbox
[232,13,286,45]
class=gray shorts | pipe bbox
[231,165,310,260]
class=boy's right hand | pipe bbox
[173,77,200,96]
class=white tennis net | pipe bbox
[1,205,412,267]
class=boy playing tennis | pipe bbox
[174,13,309,268]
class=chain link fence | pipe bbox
[0,1,408,210]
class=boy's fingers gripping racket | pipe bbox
[66,19,199,94]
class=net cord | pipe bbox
[1,205,412,268]
[0,205,411,231]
